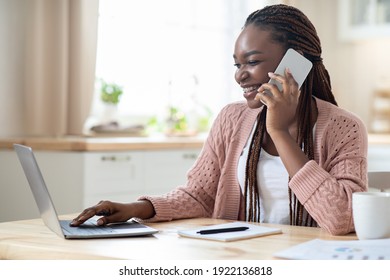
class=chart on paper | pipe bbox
[274,238,390,260]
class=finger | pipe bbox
[254,91,265,105]
[268,72,285,93]
[263,75,283,99]
[284,68,299,96]
[268,71,284,84]
[255,89,273,107]
[70,208,96,226]
[72,207,95,221]
[70,202,110,226]
[97,212,128,226]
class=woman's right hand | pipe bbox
[70,200,155,226]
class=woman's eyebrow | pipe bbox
[233,50,263,59]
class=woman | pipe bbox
[71,4,367,235]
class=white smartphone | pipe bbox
[269,48,313,91]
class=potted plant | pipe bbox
[100,80,123,105]
[99,80,123,124]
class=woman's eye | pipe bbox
[248,60,260,66]
[234,60,260,69]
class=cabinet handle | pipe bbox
[182,153,198,160]
[101,155,131,162]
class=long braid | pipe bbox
[243,4,338,227]
[244,108,267,222]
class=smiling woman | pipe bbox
[86,0,263,132]
[72,4,368,237]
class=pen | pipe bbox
[196,226,249,235]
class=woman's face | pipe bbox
[234,24,286,109]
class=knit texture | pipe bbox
[139,98,368,235]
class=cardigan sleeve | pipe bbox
[289,114,368,235]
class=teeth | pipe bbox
[243,86,259,93]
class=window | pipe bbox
[88,0,266,132]
[339,0,390,40]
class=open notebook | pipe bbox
[178,221,282,242]
[14,144,158,239]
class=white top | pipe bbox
[237,123,289,224]
[238,121,316,224]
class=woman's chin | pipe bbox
[246,99,263,109]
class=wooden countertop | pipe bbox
[0,135,206,151]
[1,133,389,151]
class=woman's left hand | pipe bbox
[255,68,300,136]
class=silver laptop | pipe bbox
[14,144,158,239]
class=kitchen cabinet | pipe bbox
[0,150,84,222]
[82,149,200,206]
[0,136,203,222]
[367,134,390,190]
[368,144,390,170]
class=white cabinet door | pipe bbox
[0,150,84,222]
[143,149,201,195]
[368,145,390,171]
[83,151,145,205]
[35,151,84,214]
[0,150,41,222]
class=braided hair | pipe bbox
[243,4,338,227]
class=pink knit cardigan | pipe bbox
[140,98,368,235]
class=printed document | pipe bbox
[274,238,390,260]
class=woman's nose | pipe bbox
[235,67,249,83]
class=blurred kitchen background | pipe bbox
[1,0,390,137]
[1,0,390,222]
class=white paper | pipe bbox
[274,238,390,260]
[177,222,282,242]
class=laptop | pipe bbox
[14,144,158,239]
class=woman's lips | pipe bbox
[243,86,260,99]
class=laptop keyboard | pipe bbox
[60,220,114,236]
